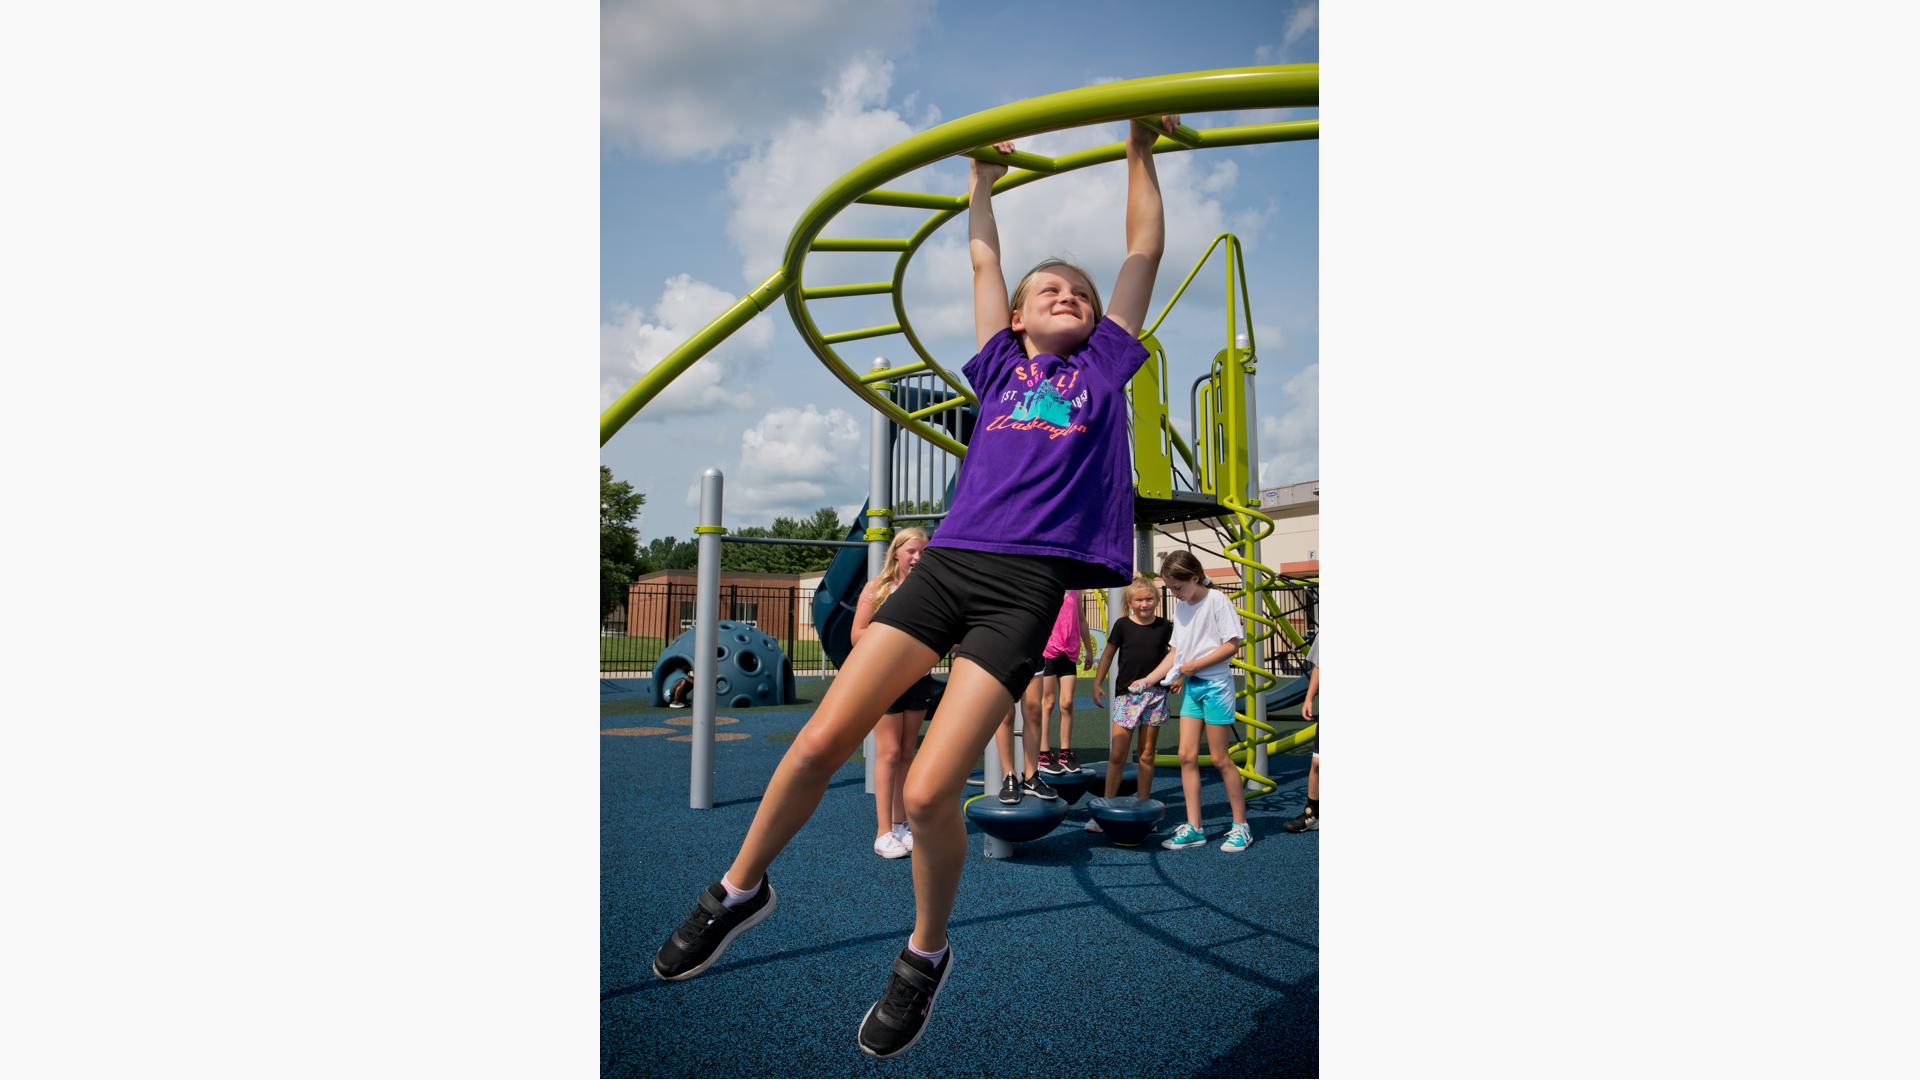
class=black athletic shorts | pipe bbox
[886,673,942,715]
[871,546,1083,700]
[1041,654,1079,677]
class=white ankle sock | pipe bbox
[720,875,761,908]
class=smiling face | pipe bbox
[1126,587,1159,621]
[1009,264,1101,355]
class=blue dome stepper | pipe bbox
[1086,796,1166,847]
[650,621,797,709]
[965,795,1068,844]
[1046,766,1098,805]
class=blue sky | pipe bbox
[601,0,1319,542]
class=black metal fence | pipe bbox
[602,582,828,677]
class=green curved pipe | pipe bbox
[600,269,789,445]
[602,65,1317,446]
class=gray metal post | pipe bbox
[691,468,724,809]
[1240,333,1270,790]
[864,363,893,796]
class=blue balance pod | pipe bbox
[1046,766,1098,805]
[651,621,797,709]
[965,795,1068,844]
[1086,796,1165,847]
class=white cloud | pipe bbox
[1252,3,1318,65]
[687,404,869,523]
[602,0,934,159]
[723,55,941,287]
[600,273,773,413]
[1229,199,1279,248]
[1284,3,1319,48]
[1253,321,1287,354]
[1258,362,1318,485]
[1198,158,1238,196]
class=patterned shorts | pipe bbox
[1111,687,1170,730]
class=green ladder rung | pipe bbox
[906,397,968,421]
[858,360,927,384]
[858,190,968,210]
[811,237,910,252]
[965,146,1058,174]
[1151,120,1206,148]
[821,323,902,345]
[800,281,894,300]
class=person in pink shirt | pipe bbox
[1036,589,1097,776]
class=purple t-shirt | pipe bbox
[928,316,1147,588]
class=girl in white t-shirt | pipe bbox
[1139,551,1252,852]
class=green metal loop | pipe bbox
[693,526,726,535]
[863,528,893,542]
[600,65,1318,449]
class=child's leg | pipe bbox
[1019,676,1044,775]
[1135,719,1158,799]
[1205,722,1249,825]
[1055,672,1076,755]
[1307,754,1319,801]
[1037,675,1059,753]
[901,658,1015,952]
[896,708,925,822]
[994,710,1015,777]
[724,624,938,889]
[1104,721,1130,797]
[872,710,908,838]
[1176,715,1205,829]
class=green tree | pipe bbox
[643,535,698,570]
[719,507,849,574]
[601,466,645,617]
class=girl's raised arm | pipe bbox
[1106,116,1177,337]
[968,143,1014,349]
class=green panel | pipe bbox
[1129,337,1173,500]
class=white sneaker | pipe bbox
[873,830,907,859]
[891,821,913,853]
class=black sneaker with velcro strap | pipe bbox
[856,942,956,1059]
[652,875,776,981]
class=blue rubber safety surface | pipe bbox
[603,681,1317,1078]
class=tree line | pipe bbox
[602,466,868,615]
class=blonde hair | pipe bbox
[873,527,929,607]
[1158,550,1211,588]
[1009,259,1104,330]
[1122,572,1160,607]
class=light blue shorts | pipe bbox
[1178,676,1237,726]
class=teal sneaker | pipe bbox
[1219,823,1252,853]
[1161,823,1207,850]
